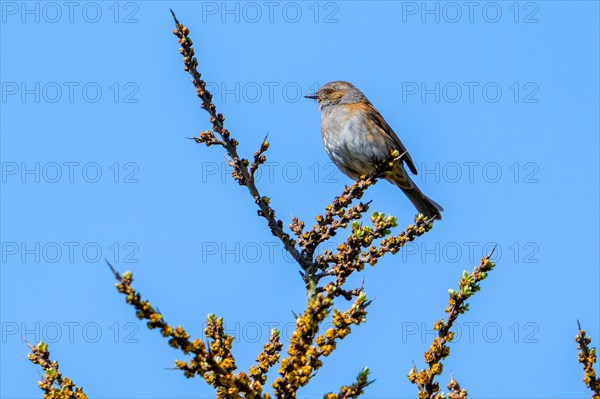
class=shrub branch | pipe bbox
[170,9,308,273]
[27,341,88,399]
[107,263,267,398]
[41,10,445,399]
[408,249,497,399]
[576,321,600,398]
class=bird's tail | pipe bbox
[390,172,444,220]
[402,185,444,220]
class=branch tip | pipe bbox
[105,259,121,280]
[170,9,179,25]
[486,244,497,259]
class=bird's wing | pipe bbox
[362,101,418,175]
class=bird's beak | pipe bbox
[304,93,319,100]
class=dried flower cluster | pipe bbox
[576,322,600,398]
[408,251,497,399]
[27,341,87,399]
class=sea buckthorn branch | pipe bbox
[300,152,435,298]
[272,288,371,398]
[27,341,88,399]
[250,134,270,178]
[576,321,600,398]
[190,130,225,147]
[408,251,497,399]
[296,151,406,263]
[272,281,374,398]
[324,367,373,399]
[108,263,258,398]
[316,214,435,289]
[291,200,370,268]
[249,329,284,394]
[26,10,508,399]
[319,212,401,289]
[170,10,308,272]
[359,215,434,265]
[314,292,371,356]
[167,10,440,398]
[272,213,433,397]
[171,7,433,304]
[272,293,333,397]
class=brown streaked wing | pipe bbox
[359,101,418,175]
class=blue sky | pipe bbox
[1,1,599,398]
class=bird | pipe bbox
[305,81,443,220]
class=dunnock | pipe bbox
[305,81,443,220]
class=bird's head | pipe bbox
[305,81,367,110]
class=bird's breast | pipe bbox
[320,104,393,179]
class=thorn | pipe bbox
[486,244,498,259]
[363,295,376,307]
[577,319,582,330]
[105,259,120,278]
[291,310,298,319]
[170,9,180,25]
